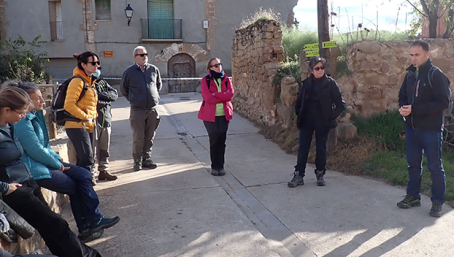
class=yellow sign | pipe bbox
[322,41,336,48]
[103,51,114,58]
[305,50,319,57]
[304,43,319,50]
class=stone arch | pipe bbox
[167,53,197,93]
[154,43,209,64]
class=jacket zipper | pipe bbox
[410,75,418,129]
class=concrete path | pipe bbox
[69,93,454,257]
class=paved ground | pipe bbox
[65,93,454,257]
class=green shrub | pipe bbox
[352,110,405,151]
[282,27,318,60]
[0,35,49,83]
[333,30,414,54]
[272,61,301,87]
[272,61,300,104]
[335,55,351,78]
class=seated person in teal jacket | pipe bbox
[8,81,120,242]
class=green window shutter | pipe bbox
[95,0,111,20]
[147,0,174,39]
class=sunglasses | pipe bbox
[136,53,148,57]
[313,66,325,71]
[88,61,100,66]
[211,63,222,68]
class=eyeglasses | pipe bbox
[211,63,222,68]
[135,53,148,57]
[88,61,100,66]
[313,66,325,71]
[13,109,27,118]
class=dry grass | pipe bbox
[238,7,281,30]
[260,120,379,176]
[324,136,379,175]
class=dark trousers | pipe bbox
[130,109,160,160]
[37,163,103,233]
[66,128,94,173]
[204,116,229,170]
[295,121,330,176]
[3,179,101,257]
[405,126,445,204]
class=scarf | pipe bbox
[209,69,225,80]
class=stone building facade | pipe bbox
[2,0,297,92]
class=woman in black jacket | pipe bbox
[0,86,102,257]
[288,57,345,188]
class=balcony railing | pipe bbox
[141,19,182,40]
[50,21,64,41]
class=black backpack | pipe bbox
[51,75,88,126]
[427,66,453,118]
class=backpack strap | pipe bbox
[72,75,88,102]
[206,75,228,90]
[427,66,438,89]
[205,75,211,89]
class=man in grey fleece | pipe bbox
[120,46,162,171]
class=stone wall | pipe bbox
[231,19,285,126]
[340,39,454,117]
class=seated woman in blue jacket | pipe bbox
[8,81,120,242]
[0,86,101,257]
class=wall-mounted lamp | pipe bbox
[125,4,134,26]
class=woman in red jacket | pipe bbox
[198,58,234,176]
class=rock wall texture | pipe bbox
[340,39,454,117]
[231,19,285,126]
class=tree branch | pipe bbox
[406,0,428,17]
[419,0,431,17]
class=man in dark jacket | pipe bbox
[93,70,118,181]
[397,40,450,217]
[120,46,162,171]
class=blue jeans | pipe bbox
[295,121,330,175]
[405,127,446,204]
[37,163,103,233]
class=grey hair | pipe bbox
[133,46,147,56]
[2,80,39,94]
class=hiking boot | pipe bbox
[430,203,443,217]
[98,170,117,181]
[142,158,158,169]
[315,169,326,186]
[90,216,120,233]
[288,171,304,188]
[218,168,226,176]
[78,229,104,243]
[397,195,421,209]
[133,158,142,171]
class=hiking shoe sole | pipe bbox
[287,181,304,188]
[89,216,120,234]
[397,201,421,209]
[430,210,442,217]
[79,229,104,243]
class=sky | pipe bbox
[294,0,416,33]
